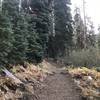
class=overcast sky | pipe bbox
[71,0,100,33]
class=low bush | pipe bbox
[64,47,100,67]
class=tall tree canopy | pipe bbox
[0,0,74,67]
[48,0,73,58]
[73,7,96,50]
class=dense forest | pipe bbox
[0,0,100,68]
[0,0,73,67]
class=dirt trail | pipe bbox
[38,64,82,100]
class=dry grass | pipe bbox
[0,61,53,100]
[68,67,100,100]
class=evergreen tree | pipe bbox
[8,13,28,65]
[3,0,28,65]
[22,0,51,61]
[2,0,19,18]
[48,0,73,58]
[30,0,51,57]
[0,12,13,66]
[97,26,100,49]
[73,7,85,49]
[26,14,43,63]
[74,8,96,49]
[86,18,96,47]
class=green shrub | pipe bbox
[65,47,100,67]
[96,67,100,72]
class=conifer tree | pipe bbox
[74,8,96,49]
[48,0,73,58]
[26,14,43,63]
[73,7,85,49]
[3,0,28,65]
[30,0,51,57]
[0,12,13,66]
[22,0,51,61]
[8,13,28,65]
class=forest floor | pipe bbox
[37,62,82,100]
[1,61,99,100]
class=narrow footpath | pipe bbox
[38,65,82,100]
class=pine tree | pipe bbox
[86,18,96,48]
[8,13,28,65]
[97,26,100,49]
[73,7,85,49]
[48,0,73,58]
[22,0,51,61]
[74,8,96,49]
[2,0,19,18]
[30,0,51,57]
[3,0,28,65]
[0,12,13,66]
[26,14,43,63]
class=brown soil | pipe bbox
[38,66,82,100]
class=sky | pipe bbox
[71,0,100,33]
